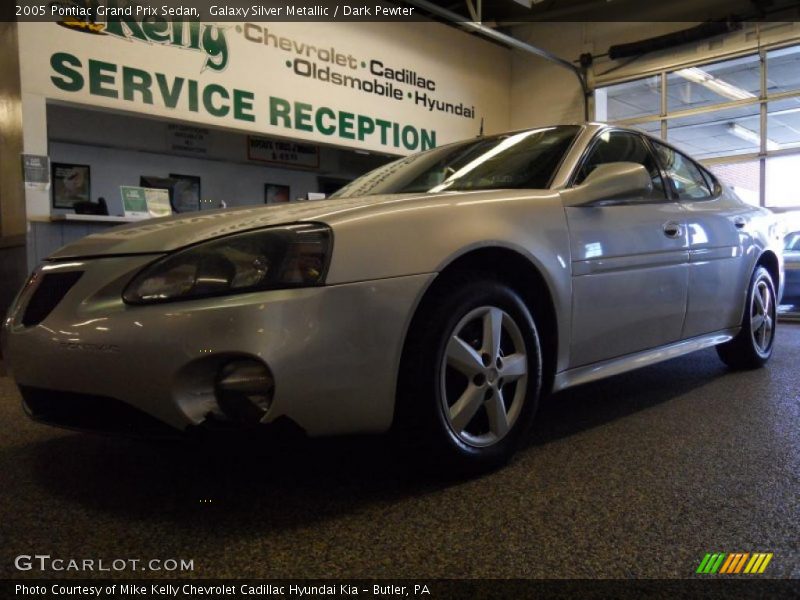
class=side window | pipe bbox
[700,166,722,196]
[574,131,666,199]
[651,141,712,200]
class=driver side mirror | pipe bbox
[561,162,653,207]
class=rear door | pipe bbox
[565,130,689,367]
[649,140,749,337]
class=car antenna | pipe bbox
[478,117,484,137]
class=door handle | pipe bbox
[734,217,746,229]
[663,221,683,239]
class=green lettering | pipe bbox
[141,17,171,43]
[188,80,199,112]
[315,107,336,135]
[339,111,355,140]
[170,20,184,46]
[203,84,229,117]
[103,17,147,41]
[270,97,291,127]
[156,74,184,108]
[233,89,255,122]
[375,119,391,145]
[88,60,118,99]
[357,115,375,141]
[202,24,228,71]
[50,52,83,92]
[187,21,202,50]
[420,129,437,150]
[295,102,313,132]
[122,67,153,104]
[402,126,419,150]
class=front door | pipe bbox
[565,131,690,368]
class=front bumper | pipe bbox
[2,256,433,436]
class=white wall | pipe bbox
[510,24,590,129]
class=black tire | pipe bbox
[716,266,777,370]
[395,275,542,475]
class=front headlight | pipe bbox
[123,224,331,304]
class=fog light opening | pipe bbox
[214,360,275,425]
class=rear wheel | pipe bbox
[716,266,777,369]
[395,277,542,474]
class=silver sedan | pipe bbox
[1,124,785,472]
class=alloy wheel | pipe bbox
[751,278,775,356]
[440,306,528,447]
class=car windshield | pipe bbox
[331,125,581,198]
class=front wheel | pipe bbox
[716,266,777,369]
[395,277,542,474]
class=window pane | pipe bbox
[778,210,800,241]
[666,104,761,159]
[766,45,800,96]
[767,97,800,150]
[595,76,661,121]
[667,54,760,112]
[575,131,666,198]
[766,154,800,207]
[651,141,711,200]
[632,120,662,138]
[785,231,800,252]
[707,160,760,206]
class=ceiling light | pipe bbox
[675,67,756,102]
[728,123,780,150]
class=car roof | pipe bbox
[487,122,671,151]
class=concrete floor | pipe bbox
[1,326,798,580]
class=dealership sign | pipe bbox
[18,17,509,154]
[59,14,229,71]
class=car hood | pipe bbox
[47,193,442,259]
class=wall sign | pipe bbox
[19,20,510,155]
[166,124,209,156]
[248,136,320,169]
[121,186,172,219]
[145,188,172,217]
[120,186,148,218]
[22,154,50,191]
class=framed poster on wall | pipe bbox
[169,174,202,213]
[52,163,90,209]
[265,184,291,204]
